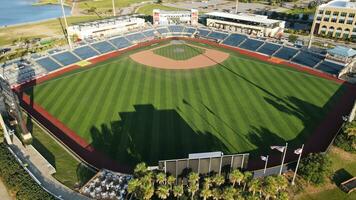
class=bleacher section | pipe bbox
[223,34,247,47]
[184,27,197,35]
[36,57,62,72]
[274,47,299,60]
[207,31,228,41]
[51,51,80,66]
[143,29,155,38]
[316,61,344,75]
[257,43,281,56]
[239,39,264,51]
[126,32,146,42]
[109,37,132,49]
[292,51,324,68]
[157,27,169,35]
[168,25,184,33]
[197,28,211,37]
[91,41,116,54]
[73,46,99,60]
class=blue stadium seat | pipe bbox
[51,51,81,66]
[239,39,264,51]
[274,46,299,60]
[207,31,228,40]
[109,37,132,49]
[36,57,62,72]
[197,28,211,37]
[91,41,116,54]
[257,43,281,56]
[222,34,247,47]
[315,61,344,75]
[143,29,155,37]
[185,27,197,34]
[157,28,169,34]
[126,32,146,42]
[292,51,324,68]
[73,46,99,59]
[168,25,184,33]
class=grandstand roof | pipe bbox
[327,46,356,57]
[319,0,356,9]
[205,12,282,25]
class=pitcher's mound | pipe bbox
[130,43,230,70]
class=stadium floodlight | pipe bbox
[60,0,73,50]
[260,155,269,174]
[112,0,116,16]
[308,5,320,49]
[292,144,304,185]
[235,0,239,14]
[270,143,288,175]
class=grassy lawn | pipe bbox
[26,114,95,189]
[24,41,343,168]
[296,147,356,200]
[285,7,316,15]
[153,44,205,60]
[136,3,184,15]
[78,0,142,11]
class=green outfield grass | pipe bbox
[153,44,205,60]
[24,41,345,167]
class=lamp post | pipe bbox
[112,0,116,16]
[292,144,304,185]
[60,0,73,50]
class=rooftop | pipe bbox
[327,46,356,57]
[320,0,356,9]
[205,12,282,25]
[153,9,196,15]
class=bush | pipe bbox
[298,153,332,185]
[335,121,356,153]
[0,143,55,200]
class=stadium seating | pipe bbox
[51,51,81,66]
[315,61,344,75]
[36,57,62,72]
[197,28,211,37]
[168,25,184,33]
[257,43,282,56]
[91,41,116,54]
[185,27,197,34]
[239,39,264,51]
[143,29,155,38]
[222,34,247,47]
[73,45,99,59]
[292,51,324,68]
[126,32,146,42]
[207,31,228,40]
[273,46,299,60]
[109,37,132,49]
[157,27,169,35]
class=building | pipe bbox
[203,12,285,38]
[310,0,356,40]
[326,46,356,63]
[67,16,146,40]
[152,9,198,26]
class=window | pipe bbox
[324,17,330,22]
[339,19,345,23]
[347,20,353,24]
[349,13,355,18]
[341,12,347,17]
[325,11,331,15]
[317,17,322,21]
[319,10,324,14]
[333,12,339,16]
[353,27,356,32]
[331,18,337,22]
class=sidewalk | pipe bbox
[0,179,12,200]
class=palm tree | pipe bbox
[222,186,236,200]
[188,172,200,185]
[142,184,155,200]
[156,185,170,199]
[188,181,199,200]
[167,175,176,188]
[156,172,167,185]
[140,172,154,186]
[263,176,278,200]
[276,191,289,200]
[213,174,225,187]
[127,178,140,199]
[275,175,288,192]
[172,184,184,199]
[229,169,244,187]
[243,171,253,191]
[203,177,213,189]
[211,188,222,200]
[134,162,148,177]
[200,186,212,200]
[248,178,261,196]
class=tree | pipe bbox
[134,162,148,177]
[229,169,244,187]
[156,172,167,185]
[276,191,289,200]
[288,34,298,43]
[211,188,222,200]
[243,171,253,191]
[188,172,200,185]
[212,174,225,187]
[298,153,332,185]
[172,184,184,199]
[222,186,237,200]
[248,178,261,196]
[167,175,176,188]
[142,184,155,200]
[263,176,278,200]
[127,178,140,198]
[275,175,288,191]
[200,186,212,200]
[188,181,199,200]
[156,185,170,199]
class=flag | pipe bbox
[270,145,285,152]
[294,148,303,155]
[261,156,268,161]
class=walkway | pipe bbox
[0,178,12,200]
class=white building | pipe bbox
[153,9,199,26]
[67,16,146,39]
[204,12,285,38]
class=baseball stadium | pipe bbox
[10,23,356,174]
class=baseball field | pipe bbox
[22,40,345,167]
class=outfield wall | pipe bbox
[13,37,356,173]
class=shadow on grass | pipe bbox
[89,104,228,167]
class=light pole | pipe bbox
[271,143,288,175]
[112,0,116,16]
[308,5,320,49]
[235,0,239,14]
[60,0,73,50]
[292,144,304,185]
[261,155,269,174]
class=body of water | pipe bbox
[0,0,71,27]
